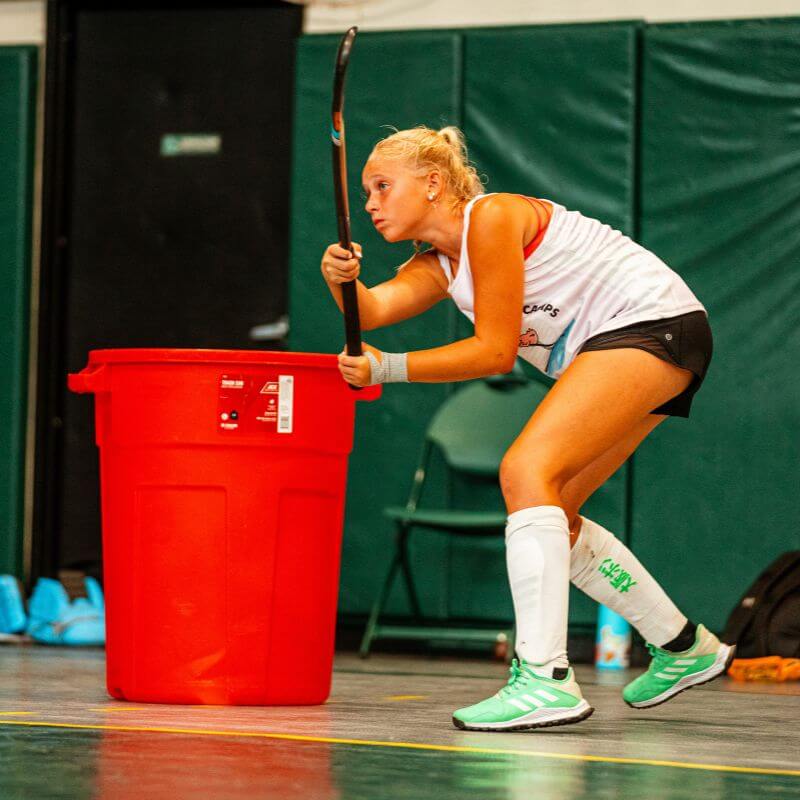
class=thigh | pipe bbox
[506,348,693,487]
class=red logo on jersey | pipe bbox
[519,328,559,349]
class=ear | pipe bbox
[426,170,443,194]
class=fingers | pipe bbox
[337,349,369,387]
[324,262,360,284]
[322,242,362,284]
[331,242,362,259]
[338,366,365,387]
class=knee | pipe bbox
[560,488,584,532]
[499,450,565,509]
[567,513,583,545]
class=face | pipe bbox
[361,157,431,242]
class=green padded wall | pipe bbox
[464,23,639,233]
[0,47,37,577]
[290,26,639,627]
[635,18,800,631]
[451,23,640,625]
[290,32,462,617]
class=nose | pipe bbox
[364,193,379,214]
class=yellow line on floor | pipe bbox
[0,711,33,716]
[0,719,798,778]
[384,695,428,702]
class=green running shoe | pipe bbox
[623,624,736,709]
[452,660,593,731]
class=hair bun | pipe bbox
[438,127,461,149]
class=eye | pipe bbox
[378,181,389,190]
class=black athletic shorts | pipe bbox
[576,310,713,418]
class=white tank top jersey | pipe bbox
[435,193,706,379]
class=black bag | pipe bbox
[722,551,800,658]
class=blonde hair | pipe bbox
[369,125,486,253]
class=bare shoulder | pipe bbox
[469,193,537,244]
[471,193,531,224]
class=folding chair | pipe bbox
[359,366,550,657]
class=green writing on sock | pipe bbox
[598,557,637,593]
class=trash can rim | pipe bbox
[84,348,336,367]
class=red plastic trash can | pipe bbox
[69,349,380,705]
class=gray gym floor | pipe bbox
[1,646,798,798]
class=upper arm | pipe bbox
[467,195,530,368]
[366,252,449,330]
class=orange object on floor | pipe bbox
[728,656,800,682]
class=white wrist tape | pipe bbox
[365,351,408,384]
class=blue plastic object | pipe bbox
[595,604,631,669]
[26,577,105,646]
[0,575,27,634]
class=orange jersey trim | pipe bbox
[517,195,553,259]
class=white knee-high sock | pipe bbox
[506,505,570,676]
[569,516,687,646]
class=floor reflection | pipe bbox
[95,731,339,799]
[1,726,798,799]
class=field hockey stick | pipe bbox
[331,26,363,378]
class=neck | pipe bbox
[414,202,464,260]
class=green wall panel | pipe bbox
[464,23,640,234]
[289,32,462,617]
[0,47,37,577]
[635,18,800,632]
[451,23,640,625]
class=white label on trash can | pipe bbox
[277,375,293,434]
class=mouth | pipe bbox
[373,219,386,227]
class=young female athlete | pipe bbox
[322,126,735,731]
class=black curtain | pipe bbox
[34,0,303,582]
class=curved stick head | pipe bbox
[332,26,358,113]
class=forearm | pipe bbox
[325,278,383,331]
[407,337,514,383]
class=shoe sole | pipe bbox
[452,699,594,732]
[625,643,737,709]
